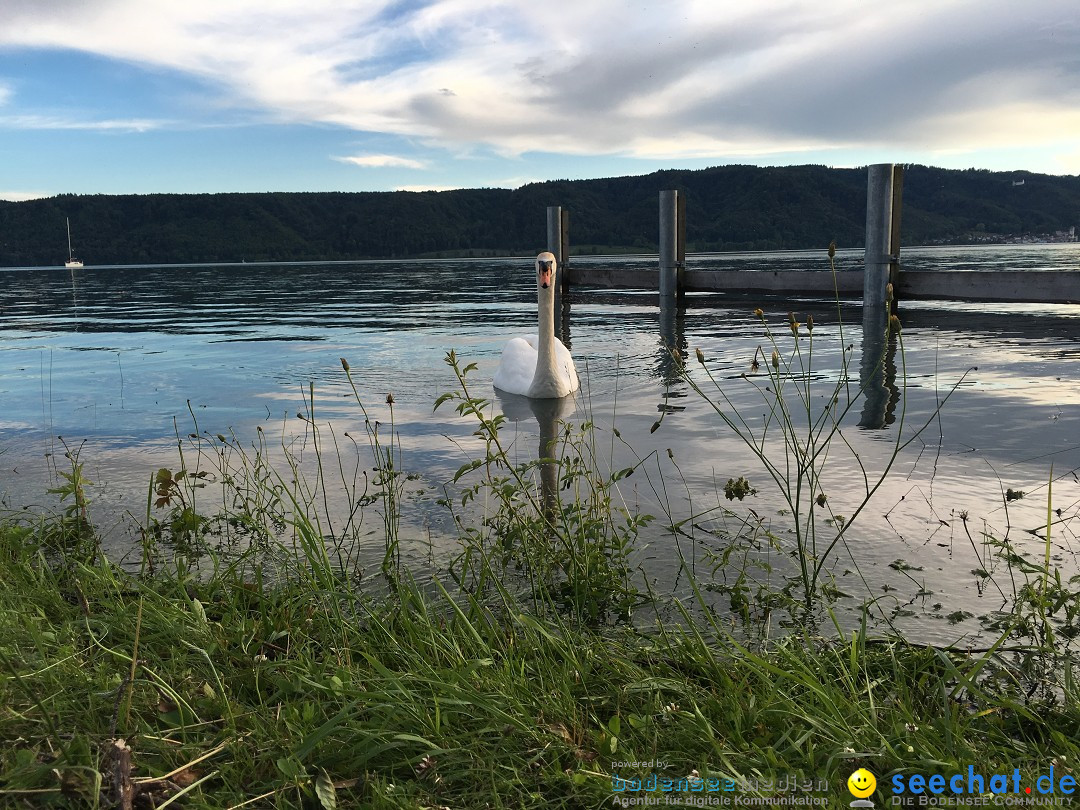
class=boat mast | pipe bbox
[67,217,74,261]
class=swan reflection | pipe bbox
[495,390,577,520]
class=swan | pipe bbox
[493,252,579,399]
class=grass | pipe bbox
[2,293,1079,807]
[3,514,1078,809]
[2,534,1076,808]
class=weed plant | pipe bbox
[678,263,971,620]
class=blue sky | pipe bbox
[1,0,1078,201]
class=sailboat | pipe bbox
[64,217,83,268]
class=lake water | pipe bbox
[2,243,1079,641]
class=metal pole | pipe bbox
[864,164,895,312]
[560,208,570,284]
[860,163,903,429]
[547,206,570,335]
[888,164,904,303]
[546,206,569,278]
[659,190,684,298]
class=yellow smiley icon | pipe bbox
[847,768,877,798]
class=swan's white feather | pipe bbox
[493,333,579,398]
[493,335,539,396]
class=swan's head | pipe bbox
[536,252,556,289]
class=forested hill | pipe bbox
[2,164,1078,266]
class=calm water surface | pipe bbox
[2,244,1079,641]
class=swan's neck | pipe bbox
[529,283,562,398]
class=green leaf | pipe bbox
[315,770,337,810]
[276,756,306,780]
[453,459,484,482]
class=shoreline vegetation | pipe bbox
[2,273,1079,807]
[3,164,1079,266]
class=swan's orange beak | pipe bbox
[538,260,554,289]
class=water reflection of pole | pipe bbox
[495,391,576,522]
[657,297,687,387]
[69,266,80,312]
[858,308,900,429]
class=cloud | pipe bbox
[334,153,428,169]
[394,184,463,192]
[1,0,1078,168]
[0,113,165,132]
[0,189,51,201]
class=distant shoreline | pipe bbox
[4,239,1080,273]
[3,165,1078,266]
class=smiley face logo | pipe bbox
[847,768,877,798]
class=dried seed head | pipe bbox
[650,420,661,434]
[828,241,837,258]
[806,314,814,332]
[750,356,760,372]
[885,282,894,303]
[386,392,395,405]
[695,347,705,364]
[416,755,437,777]
[771,349,780,369]
[889,314,902,333]
[340,357,350,371]
[753,308,764,319]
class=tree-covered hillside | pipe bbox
[1,165,1077,266]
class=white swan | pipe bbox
[493,252,580,399]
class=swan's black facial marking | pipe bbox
[538,259,554,289]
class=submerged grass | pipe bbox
[3,293,1080,807]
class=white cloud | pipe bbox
[493,176,541,189]
[394,184,463,192]
[0,113,165,132]
[1,0,1078,170]
[0,190,51,201]
[335,154,428,169]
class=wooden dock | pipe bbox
[551,164,1079,306]
[564,266,1080,304]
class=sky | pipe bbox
[1,0,1078,201]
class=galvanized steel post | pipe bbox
[659,190,685,298]
[860,164,904,429]
[546,206,570,288]
[864,164,903,312]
